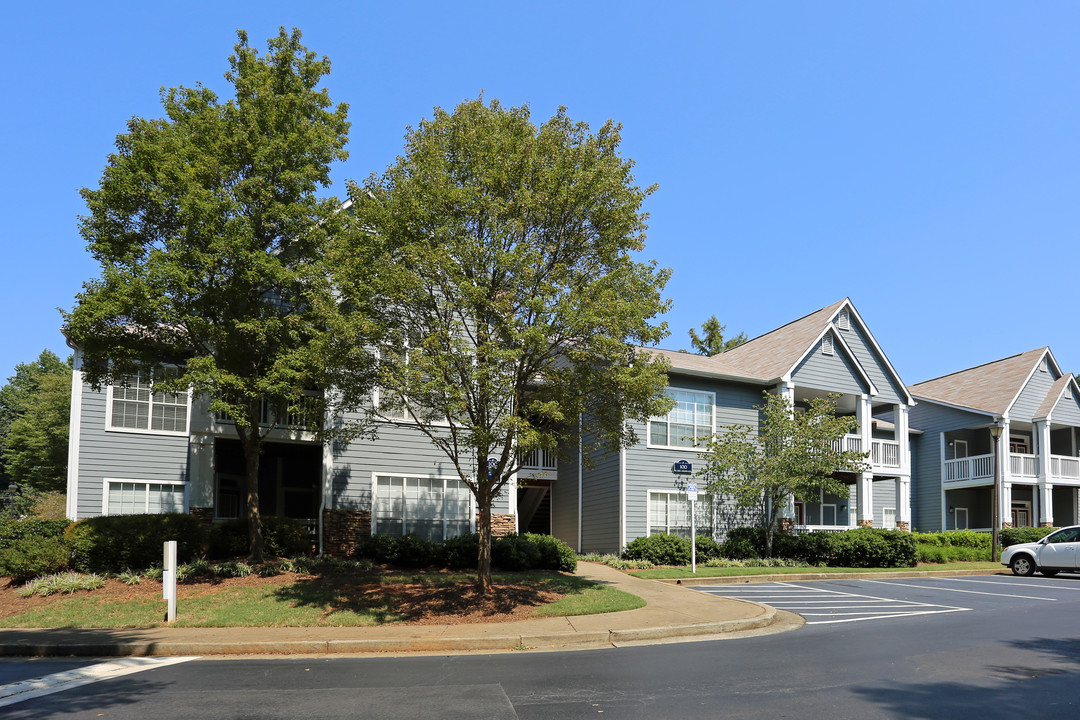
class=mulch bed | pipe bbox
[0,567,564,626]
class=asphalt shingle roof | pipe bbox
[908,347,1049,416]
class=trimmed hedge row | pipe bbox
[355,532,578,572]
[66,514,205,573]
[1001,526,1055,547]
[207,517,313,560]
[623,527,917,568]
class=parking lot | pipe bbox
[694,573,1080,625]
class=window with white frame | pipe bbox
[373,475,471,542]
[883,507,897,529]
[109,366,188,433]
[105,480,185,515]
[648,491,713,539]
[649,389,714,448]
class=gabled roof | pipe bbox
[1034,373,1080,421]
[908,347,1052,417]
[645,298,913,404]
[704,299,848,382]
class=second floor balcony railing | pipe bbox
[872,439,901,468]
[833,434,862,453]
[520,448,557,471]
[944,453,994,483]
[1050,454,1080,481]
[1009,453,1038,479]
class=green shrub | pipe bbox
[693,535,722,561]
[440,533,480,568]
[355,533,399,563]
[66,513,204,573]
[913,531,991,550]
[393,534,439,568]
[916,544,990,563]
[0,536,70,582]
[719,537,758,560]
[492,534,542,571]
[1000,526,1055,548]
[207,516,311,559]
[826,528,916,568]
[0,518,72,552]
[523,533,578,572]
[622,533,691,565]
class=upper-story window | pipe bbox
[649,389,714,449]
[108,366,189,435]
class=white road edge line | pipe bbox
[861,579,1057,600]
[0,656,199,709]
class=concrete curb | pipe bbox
[0,606,782,657]
[654,568,1008,586]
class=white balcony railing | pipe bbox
[1009,453,1038,479]
[872,439,901,468]
[520,448,557,471]
[944,453,995,483]
[1050,454,1080,481]
[833,434,862,453]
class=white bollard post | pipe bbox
[163,540,177,623]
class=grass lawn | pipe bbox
[630,561,1004,579]
[0,570,643,629]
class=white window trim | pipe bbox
[372,347,454,428]
[104,368,191,437]
[647,489,714,537]
[101,478,189,516]
[954,507,969,530]
[646,387,716,452]
[369,472,476,538]
[882,507,897,529]
[821,502,838,525]
[953,439,968,459]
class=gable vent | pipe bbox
[1039,359,1048,372]
[822,335,834,355]
[837,309,850,331]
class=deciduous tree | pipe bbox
[698,392,868,557]
[340,98,673,593]
[64,28,378,561]
[0,351,72,491]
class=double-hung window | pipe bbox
[649,389,714,448]
[105,479,186,515]
[648,491,713,539]
[108,366,188,434]
[373,475,472,542]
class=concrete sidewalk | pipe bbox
[0,563,797,658]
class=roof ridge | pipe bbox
[910,347,1047,388]
[718,298,847,356]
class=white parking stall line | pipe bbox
[861,579,1058,601]
[928,577,1080,592]
[695,582,970,624]
[0,657,199,709]
[804,608,969,625]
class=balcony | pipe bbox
[519,448,557,478]
[1009,453,1038,479]
[833,434,863,453]
[871,439,901,468]
[1050,454,1080,481]
[944,453,994,483]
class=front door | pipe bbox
[1012,504,1031,528]
[954,507,968,530]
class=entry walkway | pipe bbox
[0,563,793,657]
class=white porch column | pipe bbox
[1035,419,1051,484]
[896,477,911,530]
[856,472,874,527]
[857,394,872,457]
[1039,482,1054,526]
[1000,482,1013,530]
[896,404,910,474]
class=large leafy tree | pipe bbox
[687,315,746,356]
[64,28,378,561]
[341,98,673,593]
[0,351,73,491]
[698,392,868,557]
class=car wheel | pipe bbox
[1010,555,1035,577]
[1041,569,1059,577]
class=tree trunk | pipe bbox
[237,419,265,564]
[476,485,493,595]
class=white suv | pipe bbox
[1000,525,1080,577]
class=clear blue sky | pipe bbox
[2,2,1079,387]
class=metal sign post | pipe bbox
[687,482,698,574]
[163,540,177,623]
